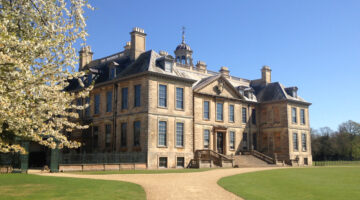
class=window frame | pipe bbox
[229,131,235,150]
[134,84,141,107]
[251,109,256,125]
[242,107,247,123]
[293,132,299,151]
[121,87,128,110]
[106,91,112,112]
[159,157,168,168]
[292,107,297,124]
[105,124,111,148]
[229,104,235,123]
[133,121,141,147]
[175,87,184,110]
[216,102,224,121]
[176,157,185,168]
[175,122,184,148]
[158,121,167,147]
[120,123,127,148]
[203,129,210,149]
[158,84,168,108]
[301,133,307,152]
[300,109,306,125]
[203,100,210,120]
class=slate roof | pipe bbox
[67,50,310,105]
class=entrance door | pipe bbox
[253,133,257,150]
[217,132,224,154]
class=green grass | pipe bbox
[0,174,146,200]
[218,167,360,200]
[72,168,212,175]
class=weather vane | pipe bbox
[182,26,185,43]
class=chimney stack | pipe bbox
[219,66,230,78]
[79,46,93,71]
[196,61,207,72]
[130,27,146,60]
[261,65,272,84]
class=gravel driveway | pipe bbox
[41,167,277,200]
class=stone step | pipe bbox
[234,155,274,167]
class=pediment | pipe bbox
[194,75,244,100]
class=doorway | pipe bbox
[216,132,224,154]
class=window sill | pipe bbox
[216,120,224,122]
[203,118,210,121]
[175,146,184,149]
[157,145,168,148]
[157,106,168,109]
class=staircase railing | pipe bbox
[194,149,234,167]
[250,150,275,164]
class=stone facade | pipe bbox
[72,27,313,169]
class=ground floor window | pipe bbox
[176,157,184,168]
[159,157,167,168]
[229,131,235,150]
[204,130,210,149]
[304,157,308,165]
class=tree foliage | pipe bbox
[311,120,360,161]
[0,0,93,153]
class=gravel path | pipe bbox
[40,167,277,200]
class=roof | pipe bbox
[67,50,310,105]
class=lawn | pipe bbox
[218,167,360,200]
[0,174,145,200]
[73,168,212,175]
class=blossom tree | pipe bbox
[0,0,93,153]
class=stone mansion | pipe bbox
[69,27,312,169]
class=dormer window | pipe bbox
[156,56,174,73]
[109,67,116,80]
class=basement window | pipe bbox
[159,157,168,168]
[177,157,184,168]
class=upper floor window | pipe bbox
[176,87,184,109]
[109,67,115,80]
[230,131,235,150]
[242,107,247,123]
[293,132,299,151]
[105,124,111,147]
[302,133,307,151]
[203,101,210,120]
[176,122,184,147]
[300,109,305,125]
[94,94,100,114]
[204,130,210,149]
[106,91,112,112]
[121,123,127,147]
[85,97,90,117]
[158,121,167,146]
[251,109,256,125]
[292,107,297,123]
[134,85,141,107]
[121,88,128,109]
[216,103,223,121]
[133,121,141,146]
[229,105,234,122]
[159,84,167,107]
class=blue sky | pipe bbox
[82,0,360,130]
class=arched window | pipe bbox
[176,57,180,63]
[181,56,186,64]
[187,58,191,65]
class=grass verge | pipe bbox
[0,174,145,200]
[218,167,360,200]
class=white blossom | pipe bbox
[0,0,93,153]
